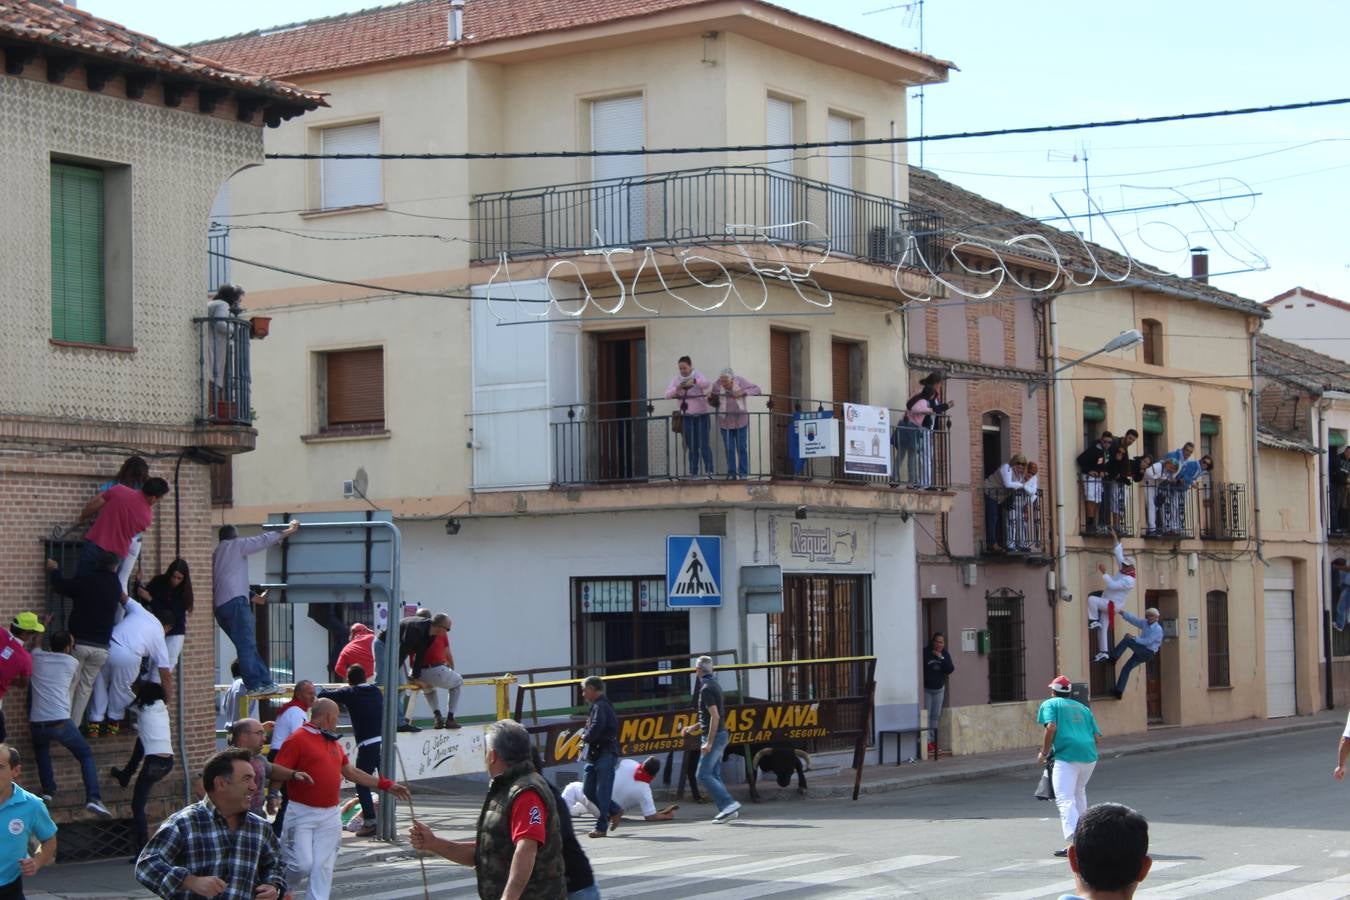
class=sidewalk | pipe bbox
[26,709,1345,895]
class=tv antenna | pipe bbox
[864,1,926,168]
[1048,142,1093,242]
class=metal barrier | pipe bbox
[514,655,877,800]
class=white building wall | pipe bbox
[1263,295,1350,364]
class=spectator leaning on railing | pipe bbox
[1077,432,1113,534]
[665,356,714,479]
[710,368,761,480]
[983,454,1026,553]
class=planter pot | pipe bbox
[249,316,271,339]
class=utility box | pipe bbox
[740,564,784,614]
[977,629,991,656]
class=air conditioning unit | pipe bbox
[342,480,356,499]
[867,225,910,265]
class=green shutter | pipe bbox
[1082,398,1105,423]
[1330,431,1346,448]
[1200,416,1221,436]
[50,163,106,344]
[1143,408,1165,435]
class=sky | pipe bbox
[83,0,1350,305]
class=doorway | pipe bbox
[1143,589,1179,725]
[573,577,689,704]
[593,330,647,480]
[769,328,806,476]
[1263,573,1296,717]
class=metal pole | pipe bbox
[377,520,403,841]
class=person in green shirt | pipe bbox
[1037,676,1101,858]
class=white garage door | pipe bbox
[1264,588,1296,718]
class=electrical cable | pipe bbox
[262,96,1350,161]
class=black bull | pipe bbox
[667,741,811,801]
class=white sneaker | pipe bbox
[714,810,739,823]
[1087,620,1101,630]
[1093,652,1111,662]
[86,800,112,818]
[712,801,742,822]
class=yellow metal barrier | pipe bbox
[518,655,877,692]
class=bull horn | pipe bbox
[751,748,772,768]
[794,749,812,769]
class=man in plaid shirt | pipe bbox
[136,748,287,899]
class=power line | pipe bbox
[263,96,1350,161]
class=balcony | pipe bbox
[194,316,251,427]
[1331,482,1350,540]
[981,487,1047,557]
[549,397,949,491]
[1077,475,1136,538]
[470,165,944,265]
[1199,481,1249,541]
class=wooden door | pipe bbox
[1145,651,1163,722]
[594,330,646,480]
[770,329,795,476]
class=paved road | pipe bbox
[29,722,1350,898]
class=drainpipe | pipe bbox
[1047,293,1067,675]
[1249,328,1265,564]
[1318,398,1334,709]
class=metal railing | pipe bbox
[207,226,230,294]
[471,165,944,265]
[550,397,949,490]
[981,487,1046,556]
[1140,480,1196,539]
[1078,475,1136,537]
[1199,481,1249,540]
[195,315,251,426]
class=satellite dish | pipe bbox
[352,467,369,498]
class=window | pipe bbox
[830,339,864,406]
[1200,415,1221,475]
[1141,318,1163,366]
[986,589,1025,703]
[319,121,381,209]
[1082,397,1106,446]
[1142,406,1166,462]
[590,95,646,244]
[210,457,233,508]
[573,577,689,704]
[982,412,1009,479]
[51,163,105,344]
[766,95,799,228]
[207,183,230,294]
[826,113,860,253]
[1207,590,1230,687]
[320,347,385,434]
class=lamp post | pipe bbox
[1029,329,1142,396]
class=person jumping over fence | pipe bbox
[1088,530,1136,661]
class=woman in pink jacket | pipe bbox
[711,368,762,479]
[665,356,714,477]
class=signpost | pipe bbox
[666,535,722,607]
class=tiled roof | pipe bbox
[1257,427,1316,455]
[0,0,324,109]
[1255,332,1350,394]
[1264,285,1350,314]
[907,167,1268,318]
[189,0,954,80]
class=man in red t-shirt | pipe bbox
[414,619,463,730]
[334,623,375,680]
[77,478,170,577]
[273,698,409,900]
[0,613,43,743]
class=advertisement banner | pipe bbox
[332,726,489,782]
[842,403,891,477]
[796,411,839,459]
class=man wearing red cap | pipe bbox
[1088,531,1136,662]
[1037,676,1101,858]
[334,624,375,680]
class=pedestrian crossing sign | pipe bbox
[667,535,722,607]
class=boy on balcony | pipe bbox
[1077,432,1112,534]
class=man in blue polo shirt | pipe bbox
[0,744,57,898]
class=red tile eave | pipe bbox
[1264,285,1350,313]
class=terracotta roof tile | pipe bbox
[0,0,324,109]
[1264,285,1350,314]
[189,0,953,80]
[1255,332,1350,394]
[907,167,1268,318]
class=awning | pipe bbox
[1143,408,1165,435]
[1083,398,1106,423]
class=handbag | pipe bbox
[671,396,687,435]
[1034,759,1055,801]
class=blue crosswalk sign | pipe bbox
[667,535,722,608]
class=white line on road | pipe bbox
[690,855,957,900]
[987,861,1185,900]
[1134,864,1299,898]
[1254,872,1350,900]
[602,853,845,898]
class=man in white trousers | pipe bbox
[272,698,409,900]
[1087,531,1137,661]
[1037,676,1101,858]
[87,600,173,737]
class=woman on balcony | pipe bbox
[665,356,713,478]
[711,368,761,480]
[983,454,1025,553]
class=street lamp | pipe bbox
[1029,329,1142,395]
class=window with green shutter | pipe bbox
[50,163,106,344]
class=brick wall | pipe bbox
[0,449,220,828]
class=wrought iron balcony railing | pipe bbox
[1078,475,1137,538]
[194,315,251,426]
[550,397,949,490]
[1199,481,1249,540]
[981,487,1046,556]
[471,165,944,265]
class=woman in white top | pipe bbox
[110,680,174,855]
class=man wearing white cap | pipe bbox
[1088,531,1136,661]
[1109,607,1164,699]
[1036,676,1101,858]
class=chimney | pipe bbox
[449,0,465,42]
[1190,247,1209,283]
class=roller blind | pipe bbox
[1200,415,1221,436]
[320,121,381,209]
[326,348,385,427]
[827,114,854,190]
[1082,398,1106,423]
[767,97,794,174]
[50,163,106,344]
[1143,407,1165,434]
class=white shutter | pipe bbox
[320,121,382,209]
[827,114,854,191]
[827,114,856,253]
[590,96,645,244]
[766,97,794,174]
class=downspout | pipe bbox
[1249,328,1266,564]
[172,453,190,804]
[1048,293,1067,675]
[1318,398,1334,709]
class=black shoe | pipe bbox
[1053,847,1069,858]
[397,721,422,733]
[1110,689,1123,700]
[110,766,130,789]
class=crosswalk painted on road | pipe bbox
[323,848,1350,900]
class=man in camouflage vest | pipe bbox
[410,719,566,899]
